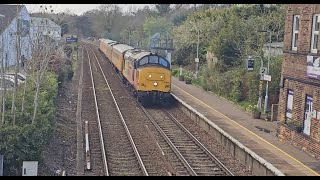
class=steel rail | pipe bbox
[83,45,109,176]
[86,45,148,176]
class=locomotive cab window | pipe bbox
[137,55,170,69]
[139,57,148,66]
[149,56,159,64]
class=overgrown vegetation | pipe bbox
[0,72,58,175]
[0,5,78,176]
[60,44,78,82]
[171,4,286,111]
[172,54,283,111]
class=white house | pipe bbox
[30,17,61,48]
[0,4,33,67]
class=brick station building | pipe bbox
[277,4,320,159]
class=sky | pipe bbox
[24,4,151,15]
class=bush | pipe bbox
[67,67,74,80]
[171,68,179,76]
[184,71,194,81]
[0,72,58,175]
[63,45,73,59]
[246,104,261,112]
[58,58,74,82]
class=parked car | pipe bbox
[5,73,26,84]
[0,76,16,91]
[3,75,22,85]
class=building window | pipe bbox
[311,14,320,54]
[286,90,294,121]
[292,15,299,51]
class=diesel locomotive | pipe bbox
[99,38,171,106]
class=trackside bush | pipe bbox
[0,72,58,175]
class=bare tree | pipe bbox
[11,5,22,125]
[10,5,64,124]
[0,29,11,125]
[30,5,61,123]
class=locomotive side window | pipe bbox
[149,56,159,64]
[159,57,168,67]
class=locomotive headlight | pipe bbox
[160,75,163,79]
[149,75,152,78]
[153,82,158,86]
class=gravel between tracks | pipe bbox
[166,107,254,176]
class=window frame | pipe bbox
[286,89,294,120]
[149,55,159,64]
[137,55,170,69]
[159,57,168,67]
[292,15,300,51]
[138,56,148,66]
[311,14,320,54]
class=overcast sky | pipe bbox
[24,4,151,15]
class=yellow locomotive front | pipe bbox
[134,54,171,106]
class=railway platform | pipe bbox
[171,76,320,176]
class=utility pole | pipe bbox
[264,31,271,114]
[196,27,199,79]
[189,21,200,79]
[254,56,264,110]
[258,29,271,114]
[166,31,172,67]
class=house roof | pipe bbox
[0,4,24,34]
[30,17,61,29]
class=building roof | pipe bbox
[30,17,60,29]
[0,4,24,34]
[263,42,284,48]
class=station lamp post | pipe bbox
[253,56,264,110]
[189,21,200,79]
[258,29,271,114]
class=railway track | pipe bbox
[85,44,173,176]
[83,42,234,176]
[86,44,178,176]
[140,107,234,176]
[82,44,148,176]
[81,45,104,176]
